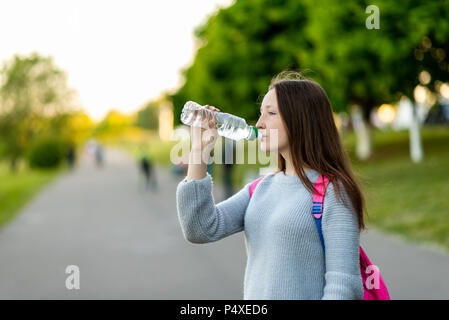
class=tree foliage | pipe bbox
[171,0,310,125]
[135,102,159,130]
[0,52,79,169]
[303,0,449,117]
[171,0,449,126]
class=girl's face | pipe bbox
[256,88,289,153]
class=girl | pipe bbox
[176,72,367,300]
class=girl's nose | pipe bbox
[256,117,265,130]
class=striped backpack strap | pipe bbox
[249,176,264,198]
[312,173,391,299]
[312,174,333,251]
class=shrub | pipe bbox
[27,137,68,169]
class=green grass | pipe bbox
[346,126,449,251]
[0,160,62,229]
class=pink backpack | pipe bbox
[249,174,391,300]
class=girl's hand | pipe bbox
[190,105,221,155]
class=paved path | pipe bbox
[0,148,448,299]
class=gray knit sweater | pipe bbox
[175,169,364,300]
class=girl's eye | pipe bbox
[259,111,276,116]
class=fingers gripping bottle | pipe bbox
[180,101,261,141]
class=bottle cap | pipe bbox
[247,126,260,141]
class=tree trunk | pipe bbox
[10,157,18,173]
[409,102,424,163]
[350,104,372,161]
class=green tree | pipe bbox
[93,109,133,136]
[171,0,310,125]
[0,52,78,171]
[172,0,449,163]
[384,1,449,163]
[135,102,159,130]
[303,0,449,161]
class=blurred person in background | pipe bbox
[95,143,104,167]
[139,147,158,192]
[66,143,76,170]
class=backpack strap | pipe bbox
[249,176,264,198]
[312,174,333,252]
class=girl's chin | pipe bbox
[259,145,274,153]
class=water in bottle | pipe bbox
[180,101,261,141]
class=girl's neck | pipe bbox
[284,162,297,177]
[281,150,311,176]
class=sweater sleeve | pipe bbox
[321,181,364,300]
[176,172,251,244]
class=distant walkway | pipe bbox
[0,148,245,299]
[0,147,448,299]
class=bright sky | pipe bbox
[0,0,233,121]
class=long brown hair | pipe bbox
[269,71,367,231]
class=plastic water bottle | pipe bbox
[180,101,261,141]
